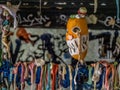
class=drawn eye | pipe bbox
[72,27,81,33]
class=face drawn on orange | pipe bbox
[66,18,89,61]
